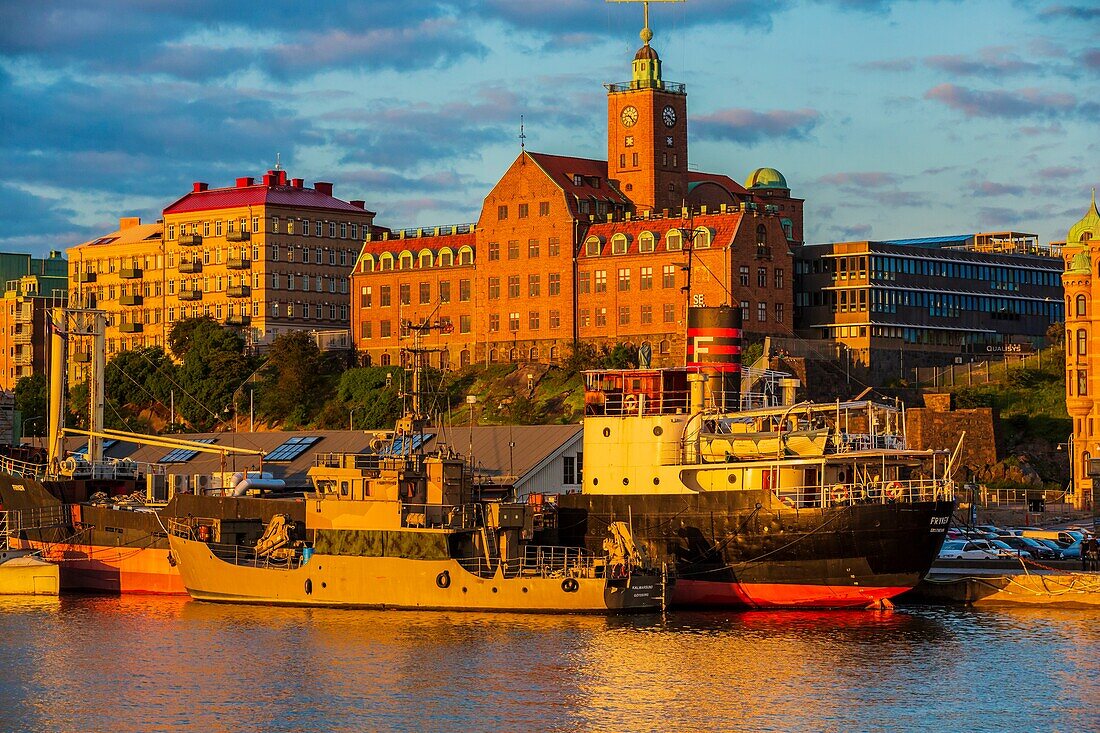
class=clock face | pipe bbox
[663,106,677,127]
[621,106,639,127]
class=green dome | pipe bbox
[745,167,788,190]
[1069,249,1092,274]
[1068,189,1099,245]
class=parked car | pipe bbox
[1059,541,1083,560]
[939,540,1001,560]
[1033,539,1066,558]
[999,536,1056,559]
[989,539,1031,558]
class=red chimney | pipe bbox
[278,170,288,185]
[192,182,208,192]
[236,177,255,187]
[314,181,333,196]
[350,200,365,209]
[263,173,276,186]
[291,178,304,189]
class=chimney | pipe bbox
[291,178,304,189]
[119,217,142,230]
[263,173,276,186]
[192,182,208,192]
[278,170,288,185]
[236,177,255,187]
[350,200,365,209]
[314,181,333,196]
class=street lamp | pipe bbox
[349,405,368,431]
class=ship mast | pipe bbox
[396,308,454,449]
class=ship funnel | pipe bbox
[686,306,742,410]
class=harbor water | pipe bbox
[0,597,1097,732]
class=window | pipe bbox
[508,275,520,298]
[488,277,500,300]
[775,269,784,289]
[639,232,655,253]
[529,311,540,330]
[360,287,372,308]
[692,227,711,249]
[340,223,348,238]
[360,321,372,340]
[563,456,576,485]
[380,286,391,307]
[215,220,223,236]
[316,221,323,236]
[578,272,591,294]
[419,282,431,304]
[460,315,471,334]
[489,314,500,332]
[271,217,279,234]
[585,237,602,257]
[641,304,653,324]
[595,307,607,327]
[666,230,682,251]
[328,222,336,238]
[618,306,630,325]
[1079,370,1088,396]
[489,241,500,261]
[775,302,784,323]
[758,302,767,322]
[252,217,260,233]
[518,203,529,219]
[528,275,540,297]
[509,312,520,332]
[380,320,391,337]
[739,265,750,286]
[579,309,590,328]
[640,267,653,290]
[548,238,560,257]
[539,202,550,216]
[267,436,322,462]
[507,240,519,260]
[741,300,750,322]
[618,268,631,291]
[549,310,560,329]
[1078,329,1088,358]
[758,267,767,287]
[662,265,676,288]
[548,273,561,296]
[611,234,629,255]
[498,205,508,220]
[756,224,767,246]
[439,281,451,303]
[594,270,607,293]
[459,279,471,302]
[400,284,411,305]
[159,438,217,463]
[528,239,539,258]
[1077,294,1087,317]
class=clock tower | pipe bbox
[606,21,688,212]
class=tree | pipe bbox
[168,317,222,359]
[171,319,250,430]
[255,331,329,422]
[1046,320,1064,348]
[105,347,175,409]
[336,366,404,429]
[14,374,47,436]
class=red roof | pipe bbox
[163,177,373,216]
[583,211,744,257]
[688,171,750,197]
[527,152,632,209]
[361,231,475,256]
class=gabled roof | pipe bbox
[688,171,750,197]
[526,152,632,209]
[582,211,744,257]
[163,181,373,216]
[361,231,475,257]
[72,222,163,251]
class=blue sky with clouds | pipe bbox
[1,0,1096,255]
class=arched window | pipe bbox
[362,353,373,367]
[509,347,518,361]
[380,353,391,367]
[638,231,656,253]
[549,346,559,361]
[1084,232,1094,242]
[666,230,682,251]
[458,246,474,265]
[659,339,671,355]
[398,251,414,270]
[1078,329,1087,358]
[489,348,497,363]
[529,346,539,362]
[438,248,454,267]
[418,249,433,268]
[379,253,394,271]
[611,233,630,255]
[756,224,768,246]
[361,254,375,273]
[1077,294,1087,317]
[692,226,713,249]
[460,349,470,367]
[585,236,603,257]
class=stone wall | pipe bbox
[906,392,998,479]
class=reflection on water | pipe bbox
[0,597,1097,732]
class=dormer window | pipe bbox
[611,233,631,255]
[585,236,603,257]
[573,174,583,186]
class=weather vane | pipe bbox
[606,0,686,45]
[519,114,526,151]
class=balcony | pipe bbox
[74,351,92,363]
[77,272,96,284]
[179,289,202,301]
[755,246,773,260]
[119,322,143,334]
[13,351,33,366]
[225,314,251,327]
[227,257,251,270]
[227,285,251,298]
[120,268,142,279]
[226,229,251,242]
[179,260,202,273]
[120,294,143,306]
[179,234,203,246]
[13,325,31,343]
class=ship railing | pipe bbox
[401,503,482,531]
[834,433,907,453]
[456,545,597,579]
[167,518,306,570]
[775,478,954,509]
[0,454,48,480]
[4,504,70,534]
[590,389,782,417]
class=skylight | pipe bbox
[72,439,118,456]
[265,436,321,462]
[159,438,217,464]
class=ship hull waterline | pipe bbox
[556,491,955,610]
[168,534,663,614]
[10,538,186,595]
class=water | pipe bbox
[0,597,1097,733]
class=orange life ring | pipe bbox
[885,482,904,501]
[623,394,638,412]
[830,485,849,504]
[197,524,211,542]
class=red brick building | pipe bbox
[352,27,800,368]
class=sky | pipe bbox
[0,0,1096,256]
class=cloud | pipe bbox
[1036,165,1085,179]
[1084,49,1100,71]
[1038,5,1100,21]
[0,182,98,254]
[835,223,874,240]
[339,169,481,194]
[816,172,902,188]
[693,108,821,144]
[924,47,1043,78]
[923,83,1093,119]
[973,181,1027,196]
[858,58,917,72]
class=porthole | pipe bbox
[603,427,611,438]
[462,587,468,593]
[622,478,630,486]
[653,426,663,436]
[321,582,327,589]
[593,478,599,486]
[492,587,499,593]
[728,473,737,484]
[653,477,660,485]
[522,587,529,593]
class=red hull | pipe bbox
[673,579,911,609]
[12,539,186,595]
